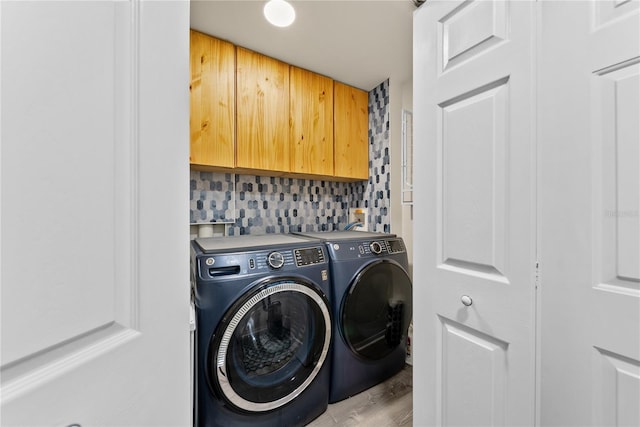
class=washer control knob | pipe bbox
[267,251,285,269]
[370,241,383,254]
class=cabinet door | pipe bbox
[236,47,289,173]
[334,82,369,180]
[289,66,334,176]
[190,30,235,168]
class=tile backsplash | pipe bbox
[190,172,235,223]
[191,173,360,235]
[368,79,391,233]
[190,79,391,235]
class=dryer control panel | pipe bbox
[326,238,407,260]
[359,239,406,256]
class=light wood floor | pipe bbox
[308,365,413,427]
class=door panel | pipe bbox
[440,319,508,427]
[439,78,508,280]
[1,1,121,367]
[414,1,536,425]
[594,348,640,427]
[440,0,508,71]
[1,1,190,425]
[593,0,640,29]
[539,1,640,425]
[591,15,640,426]
[593,60,640,290]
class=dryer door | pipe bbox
[342,259,413,360]
[209,278,331,412]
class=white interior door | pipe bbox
[413,1,536,425]
[1,1,191,425]
[539,1,640,425]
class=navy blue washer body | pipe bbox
[191,234,332,427]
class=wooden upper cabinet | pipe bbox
[189,30,235,168]
[190,36,369,181]
[236,47,289,173]
[334,82,369,180]
[289,66,334,176]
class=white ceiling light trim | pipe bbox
[264,0,296,28]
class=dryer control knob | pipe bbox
[267,251,285,269]
[370,241,383,254]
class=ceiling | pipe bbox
[190,0,416,92]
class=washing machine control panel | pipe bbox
[294,247,326,266]
[254,250,295,270]
[255,246,326,270]
[201,245,327,278]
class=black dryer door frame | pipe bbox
[341,259,413,360]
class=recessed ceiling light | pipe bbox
[263,0,296,28]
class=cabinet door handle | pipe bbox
[461,295,473,306]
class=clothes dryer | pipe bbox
[294,231,412,403]
[191,234,332,426]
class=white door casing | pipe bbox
[539,1,640,425]
[1,1,191,425]
[413,1,536,425]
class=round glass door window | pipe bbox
[209,279,331,412]
[341,260,413,360]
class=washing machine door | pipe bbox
[209,278,331,413]
[341,259,412,360]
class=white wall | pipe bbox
[390,78,414,275]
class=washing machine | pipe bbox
[191,234,332,426]
[294,231,412,403]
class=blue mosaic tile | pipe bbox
[367,79,391,233]
[224,174,356,235]
[189,171,236,223]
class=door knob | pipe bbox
[461,295,473,306]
